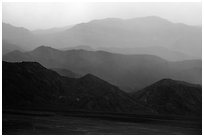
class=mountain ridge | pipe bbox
[131,79,202,116]
[3,46,201,92]
[3,16,201,59]
[3,61,152,114]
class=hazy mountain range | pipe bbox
[2,16,202,61]
[3,61,201,116]
[2,40,23,55]
[2,16,202,115]
[3,46,201,92]
[32,25,73,35]
[2,14,202,136]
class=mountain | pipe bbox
[32,25,73,35]
[2,40,23,55]
[3,16,201,60]
[3,61,151,114]
[98,46,197,61]
[63,45,194,61]
[62,45,96,51]
[3,46,201,92]
[131,79,202,116]
[50,16,201,58]
[51,68,81,78]
[2,23,40,50]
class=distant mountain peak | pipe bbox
[80,73,102,81]
[141,16,168,20]
[89,16,171,24]
[2,22,15,27]
[128,16,172,25]
[90,17,123,23]
[156,78,174,83]
[32,45,59,52]
[79,73,116,88]
[63,45,95,51]
[35,45,52,49]
[2,22,31,32]
[153,78,201,88]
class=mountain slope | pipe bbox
[131,79,202,116]
[3,46,201,92]
[3,16,201,60]
[98,46,197,61]
[2,23,40,50]
[51,68,81,78]
[32,25,73,35]
[3,61,151,114]
[47,16,202,58]
[2,40,23,55]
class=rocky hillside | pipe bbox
[132,79,202,116]
[3,61,151,114]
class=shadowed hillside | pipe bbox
[3,46,201,92]
[131,79,202,116]
[51,68,81,78]
[2,61,152,114]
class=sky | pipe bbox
[2,2,202,30]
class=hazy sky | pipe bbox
[3,2,202,30]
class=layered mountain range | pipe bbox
[2,16,202,61]
[51,68,81,78]
[3,46,201,92]
[2,16,202,117]
[3,61,202,116]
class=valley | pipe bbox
[3,110,202,135]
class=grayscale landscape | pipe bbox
[2,2,202,135]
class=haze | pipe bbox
[3,2,202,30]
[2,3,202,134]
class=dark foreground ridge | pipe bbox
[3,61,202,116]
[2,61,202,135]
[2,61,152,114]
[132,78,202,116]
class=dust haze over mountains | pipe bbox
[2,16,202,61]
[3,45,201,92]
[2,3,202,135]
[2,15,202,92]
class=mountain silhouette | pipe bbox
[2,40,23,55]
[32,25,73,35]
[2,23,40,50]
[131,79,202,116]
[3,16,201,60]
[3,46,201,92]
[51,68,81,78]
[97,46,197,61]
[3,61,152,114]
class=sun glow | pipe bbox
[68,3,92,20]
